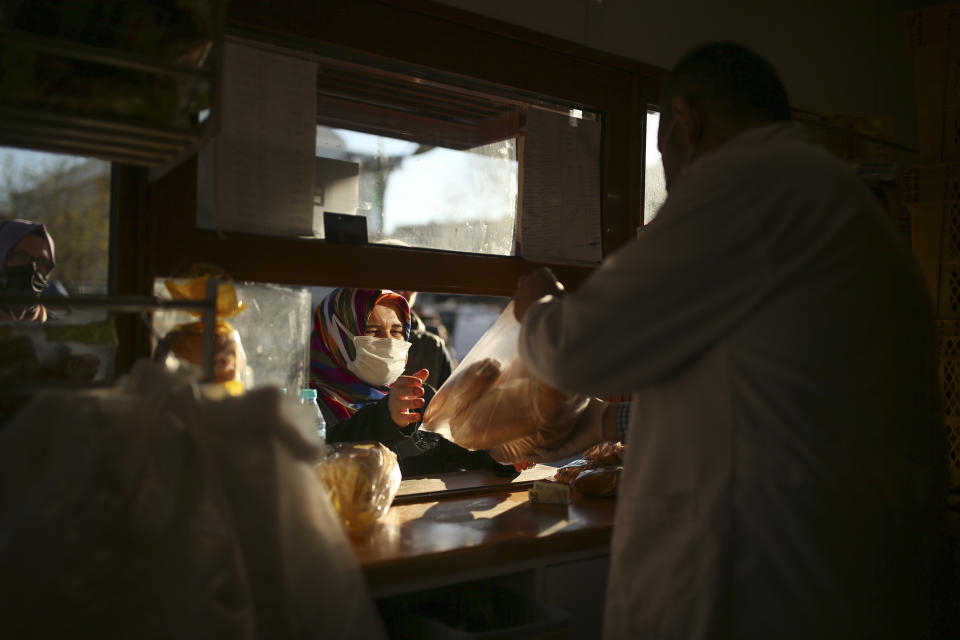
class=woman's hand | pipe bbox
[389,368,429,427]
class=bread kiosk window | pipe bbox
[140,3,655,491]
[0,147,116,408]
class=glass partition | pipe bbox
[197,40,604,265]
[314,127,518,255]
[0,147,110,297]
[0,148,114,420]
[153,278,312,393]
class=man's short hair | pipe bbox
[662,42,792,124]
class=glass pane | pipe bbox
[0,148,111,297]
[645,110,667,225]
[198,42,604,262]
[0,148,114,407]
[153,278,312,393]
[315,127,518,255]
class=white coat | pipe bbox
[519,124,948,639]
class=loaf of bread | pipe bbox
[487,433,539,464]
[315,442,401,534]
[423,357,502,428]
[450,376,584,451]
[162,321,245,384]
[583,441,624,466]
[571,466,622,497]
[450,378,536,449]
[552,458,592,484]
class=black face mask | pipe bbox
[1,262,49,296]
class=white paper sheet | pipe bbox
[213,42,317,236]
[520,107,603,265]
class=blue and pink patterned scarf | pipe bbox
[309,288,411,421]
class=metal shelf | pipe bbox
[0,288,219,393]
[0,1,223,168]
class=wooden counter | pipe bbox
[350,469,617,598]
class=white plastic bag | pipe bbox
[422,302,589,463]
[0,360,385,639]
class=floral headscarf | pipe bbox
[309,288,411,421]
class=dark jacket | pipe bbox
[320,384,515,478]
[403,312,453,389]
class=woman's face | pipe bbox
[364,302,405,340]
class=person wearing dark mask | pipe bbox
[309,288,515,478]
[0,219,55,322]
[394,289,455,389]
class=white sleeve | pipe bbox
[519,158,780,396]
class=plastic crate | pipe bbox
[939,320,960,481]
[907,197,960,315]
[910,40,958,109]
[946,109,960,162]
[940,261,960,318]
[915,106,960,163]
[909,200,945,307]
[906,4,960,161]
[940,202,960,316]
[902,164,960,203]
[905,3,956,50]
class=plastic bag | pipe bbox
[0,317,117,383]
[422,302,589,463]
[552,441,625,497]
[154,274,248,395]
[0,360,385,639]
[315,442,401,535]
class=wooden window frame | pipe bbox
[124,0,664,307]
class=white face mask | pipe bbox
[347,335,411,387]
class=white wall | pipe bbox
[436,0,919,149]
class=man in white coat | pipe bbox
[514,42,950,639]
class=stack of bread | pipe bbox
[422,356,589,464]
[552,441,624,497]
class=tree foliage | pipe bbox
[0,153,110,294]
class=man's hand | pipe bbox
[524,398,607,463]
[389,369,429,427]
[513,267,564,322]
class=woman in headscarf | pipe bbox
[310,288,514,478]
[0,219,55,322]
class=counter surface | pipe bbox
[351,472,617,592]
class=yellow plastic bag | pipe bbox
[157,274,247,395]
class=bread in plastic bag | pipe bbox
[315,442,401,535]
[553,458,592,484]
[552,441,624,497]
[571,466,622,497]
[154,274,248,395]
[422,302,589,463]
[583,440,624,466]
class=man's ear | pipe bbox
[671,96,703,146]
